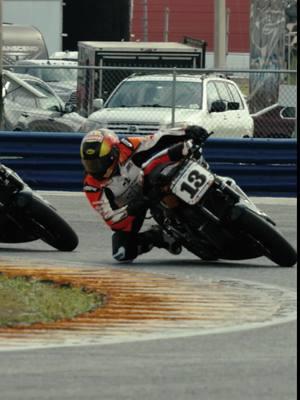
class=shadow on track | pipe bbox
[0,246,72,253]
[106,258,281,269]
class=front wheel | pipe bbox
[23,195,79,251]
[230,205,297,267]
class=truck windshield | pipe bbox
[106,80,202,109]
[15,67,77,83]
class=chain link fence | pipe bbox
[1,64,297,139]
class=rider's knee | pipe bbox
[112,231,138,262]
[113,246,134,262]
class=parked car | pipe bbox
[11,59,78,106]
[251,85,297,138]
[252,104,296,138]
[80,73,254,138]
[2,70,85,132]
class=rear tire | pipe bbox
[230,205,297,267]
[24,196,79,251]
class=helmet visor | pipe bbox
[82,154,113,178]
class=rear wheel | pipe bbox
[23,196,79,251]
[230,205,297,267]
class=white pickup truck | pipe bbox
[80,73,254,138]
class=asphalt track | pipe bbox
[0,193,297,400]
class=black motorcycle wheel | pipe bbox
[24,196,79,251]
[230,205,297,267]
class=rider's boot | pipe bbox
[138,225,182,255]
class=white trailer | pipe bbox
[3,0,63,56]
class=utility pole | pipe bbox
[214,0,227,68]
[163,6,169,42]
[0,0,3,130]
[226,7,230,56]
[143,0,148,42]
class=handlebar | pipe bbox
[185,130,214,158]
[0,164,25,190]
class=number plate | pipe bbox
[170,162,214,205]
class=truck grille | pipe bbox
[68,91,77,106]
[106,122,160,135]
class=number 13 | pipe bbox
[180,170,206,198]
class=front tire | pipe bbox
[230,205,297,267]
[23,196,79,251]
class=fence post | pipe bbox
[171,68,177,127]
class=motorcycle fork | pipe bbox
[195,181,239,225]
[188,184,241,250]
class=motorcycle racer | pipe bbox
[80,125,208,262]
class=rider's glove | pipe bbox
[126,197,149,215]
[185,125,210,145]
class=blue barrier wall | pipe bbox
[0,132,297,196]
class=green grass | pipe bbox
[0,274,103,327]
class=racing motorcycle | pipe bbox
[145,135,297,267]
[0,164,78,251]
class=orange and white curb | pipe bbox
[0,262,296,351]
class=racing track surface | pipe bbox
[0,193,297,400]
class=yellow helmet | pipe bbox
[80,129,120,179]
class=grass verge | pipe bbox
[0,274,103,327]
